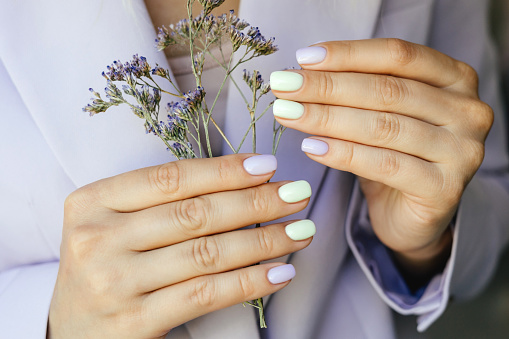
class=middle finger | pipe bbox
[120,181,312,251]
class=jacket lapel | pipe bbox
[220,0,382,337]
[0,0,174,188]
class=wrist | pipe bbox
[392,226,453,291]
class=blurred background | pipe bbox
[396,1,509,337]
[395,247,509,338]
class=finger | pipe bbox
[77,154,277,212]
[122,181,312,250]
[134,220,314,291]
[273,100,455,163]
[301,137,442,197]
[297,39,477,94]
[142,263,295,336]
[270,70,469,126]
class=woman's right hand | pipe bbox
[47,154,313,339]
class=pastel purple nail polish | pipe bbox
[267,264,296,284]
[296,46,327,64]
[301,138,329,155]
[243,154,277,175]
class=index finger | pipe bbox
[297,39,474,91]
[73,154,277,212]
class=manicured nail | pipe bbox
[267,264,296,284]
[296,46,327,64]
[285,220,316,241]
[278,180,312,203]
[301,138,329,155]
[273,99,304,119]
[270,71,303,91]
[243,154,277,175]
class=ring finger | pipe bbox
[273,101,455,163]
[133,220,314,292]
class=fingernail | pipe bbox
[267,264,296,284]
[296,46,327,64]
[278,180,312,203]
[301,138,329,155]
[285,220,316,241]
[270,71,303,91]
[243,154,277,175]
[273,99,304,119]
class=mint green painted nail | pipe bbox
[278,180,312,203]
[285,220,316,241]
[273,99,304,119]
[270,71,304,91]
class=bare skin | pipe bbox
[48,155,312,339]
[145,0,240,58]
[273,39,491,286]
[48,4,493,338]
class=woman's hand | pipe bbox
[270,39,493,281]
[48,154,314,339]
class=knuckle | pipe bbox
[316,71,336,99]
[216,157,234,182]
[370,113,401,145]
[250,186,271,214]
[66,225,102,261]
[174,196,211,235]
[338,142,356,169]
[256,227,275,254]
[461,99,494,134]
[191,277,216,308]
[464,140,486,170]
[340,40,356,61]
[316,104,333,129]
[148,162,181,196]
[63,187,98,222]
[387,38,418,66]
[456,61,479,87]
[237,270,256,299]
[378,151,400,177]
[191,236,221,272]
[473,102,494,132]
[86,269,118,297]
[373,75,408,107]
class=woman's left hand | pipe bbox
[270,39,493,279]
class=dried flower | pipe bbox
[84,1,285,325]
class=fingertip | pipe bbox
[267,264,296,284]
[301,138,329,156]
[243,154,277,176]
[296,46,327,65]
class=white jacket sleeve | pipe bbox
[0,263,59,338]
[347,0,509,332]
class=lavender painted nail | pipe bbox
[301,138,329,155]
[267,264,296,284]
[243,154,277,175]
[296,46,327,64]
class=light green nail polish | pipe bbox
[285,220,316,241]
[273,99,304,119]
[278,180,312,203]
[270,71,304,91]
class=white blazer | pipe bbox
[1,0,508,338]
